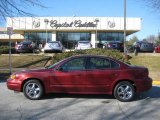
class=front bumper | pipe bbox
[7,78,22,92]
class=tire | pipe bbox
[23,80,44,100]
[114,81,135,102]
[32,50,35,53]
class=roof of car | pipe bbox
[106,41,123,43]
[47,41,60,43]
[20,41,32,44]
[63,54,123,65]
[69,54,112,59]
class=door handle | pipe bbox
[113,73,118,77]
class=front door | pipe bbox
[50,57,87,93]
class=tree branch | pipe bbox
[0,0,46,23]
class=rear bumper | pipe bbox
[76,47,91,50]
[44,49,62,52]
[16,49,32,53]
[136,77,152,93]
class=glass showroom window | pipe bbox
[24,32,52,47]
[57,32,91,49]
[97,32,124,48]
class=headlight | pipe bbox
[10,74,16,79]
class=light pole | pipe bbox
[94,18,99,48]
[124,0,127,55]
[7,27,13,74]
[44,19,49,44]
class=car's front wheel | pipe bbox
[114,81,135,102]
[23,80,43,100]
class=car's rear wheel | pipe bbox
[114,81,135,102]
[23,80,43,100]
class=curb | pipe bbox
[153,80,160,85]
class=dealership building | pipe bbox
[0,17,141,49]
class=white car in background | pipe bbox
[43,41,65,53]
[75,41,92,50]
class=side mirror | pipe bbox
[58,67,63,71]
[57,67,68,72]
[45,65,50,69]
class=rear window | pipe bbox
[110,60,120,68]
[20,41,31,45]
[48,42,60,46]
[78,41,90,44]
[88,57,120,70]
[48,41,59,44]
[141,43,153,47]
[50,43,59,45]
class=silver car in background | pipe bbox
[75,41,92,50]
[133,41,154,52]
[43,41,65,53]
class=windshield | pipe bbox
[46,60,64,69]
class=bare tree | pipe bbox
[155,32,160,45]
[143,0,160,11]
[0,0,45,21]
[145,35,156,43]
[127,35,138,46]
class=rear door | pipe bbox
[85,57,120,93]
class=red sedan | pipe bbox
[154,45,160,53]
[7,55,152,102]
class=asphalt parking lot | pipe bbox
[0,79,160,120]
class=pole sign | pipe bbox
[7,27,13,74]
[7,27,13,35]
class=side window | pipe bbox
[59,58,86,71]
[110,60,120,69]
[88,57,111,69]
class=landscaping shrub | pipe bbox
[52,48,127,64]
[0,46,15,54]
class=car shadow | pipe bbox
[43,86,160,102]
[43,93,115,100]
[135,86,160,101]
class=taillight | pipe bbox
[28,45,32,48]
